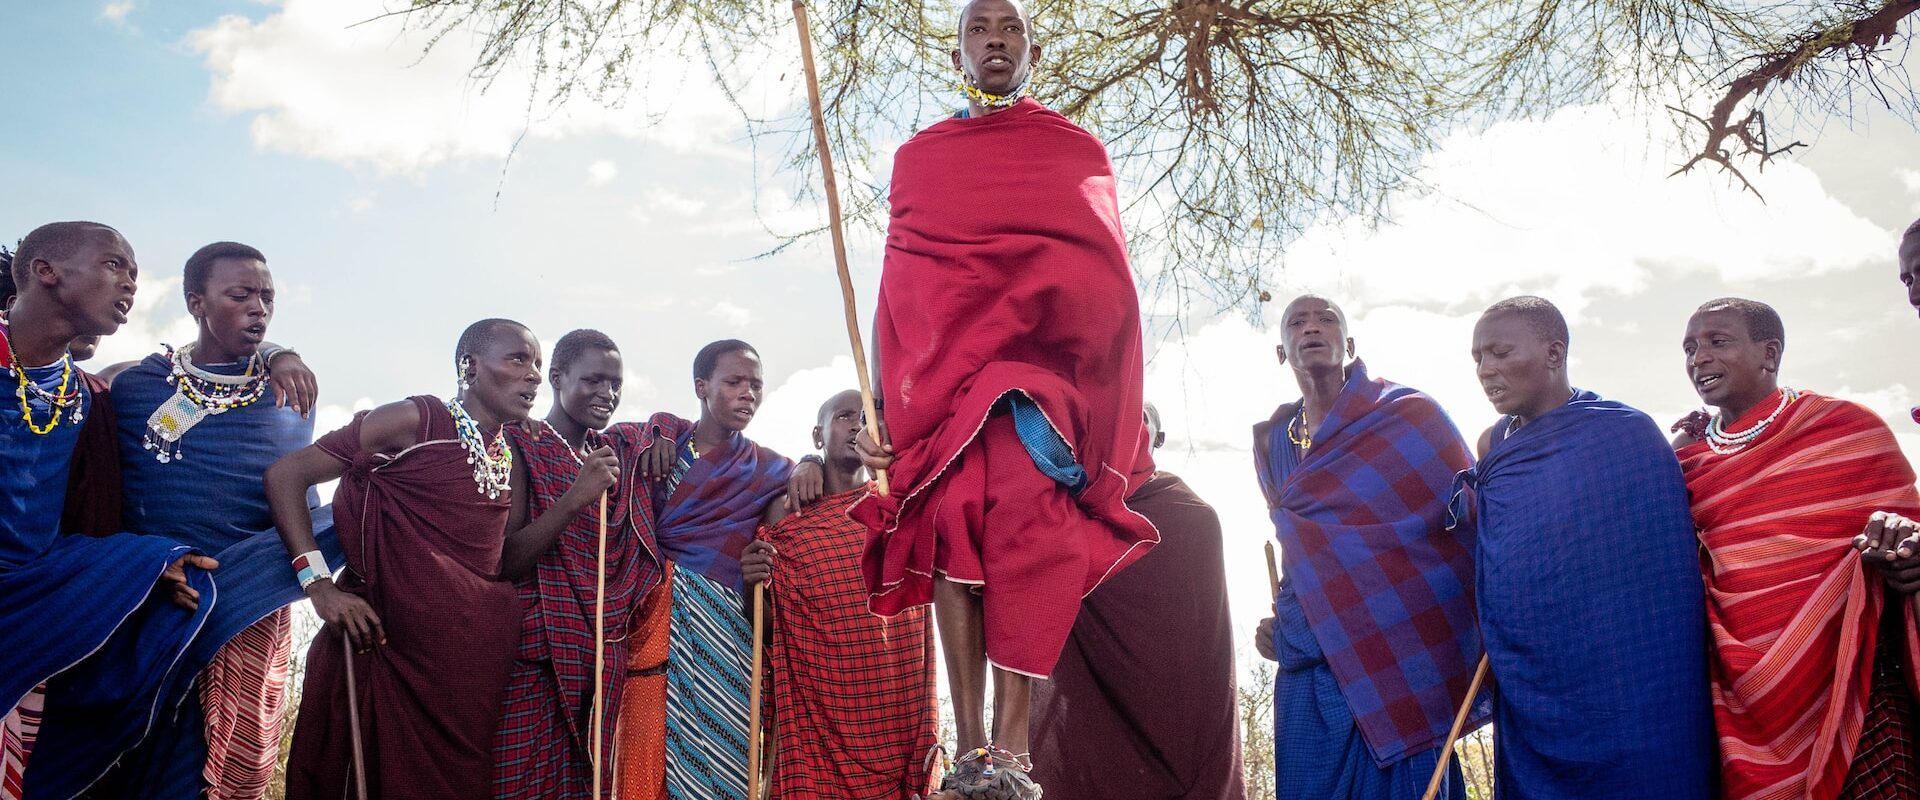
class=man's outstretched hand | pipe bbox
[156,553,219,611]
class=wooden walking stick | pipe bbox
[592,493,610,799]
[747,581,769,797]
[792,0,889,497]
[342,630,369,800]
[1422,654,1490,800]
[1264,541,1280,600]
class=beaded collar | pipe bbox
[142,343,270,462]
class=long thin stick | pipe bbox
[792,0,889,497]
[747,582,768,797]
[342,631,369,800]
[1263,541,1280,600]
[1422,655,1490,800]
[592,493,609,799]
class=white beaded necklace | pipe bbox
[1706,388,1797,455]
[446,397,513,499]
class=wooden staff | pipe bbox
[1422,654,1490,800]
[792,0,889,497]
[747,581,769,797]
[1263,541,1280,599]
[342,630,369,800]
[592,493,610,799]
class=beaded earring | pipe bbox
[457,357,473,393]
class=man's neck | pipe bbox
[823,460,868,496]
[546,407,590,450]
[1294,364,1346,426]
[1515,381,1575,426]
[4,299,78,367]
[192,331,251,365]
[459,393,504,432]
[1719,383,1778,424]
[693,415,734,452]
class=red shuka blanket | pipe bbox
[853,97,1158,678]
[1680,390,1920,800]
[763,485,937,799]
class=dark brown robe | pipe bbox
[1029,471,1247,799]
[285,396,520,800]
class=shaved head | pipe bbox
[1693,297,1784,349]
[1281,294,1349,333]
[817,388,864,428]
[1481,296,1569,348]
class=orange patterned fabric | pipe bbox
[618,567,674,800]
[202,608,293,800]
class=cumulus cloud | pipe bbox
[1275,103,1890,318]
[189,0,787,174]
[709,300,752,327]
[587,160,619,187]
[100,2,135,24]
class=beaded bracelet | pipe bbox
[293,550,331,591]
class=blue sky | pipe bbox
[8,0,1920,678]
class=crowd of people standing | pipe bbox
[5,0,1920,798]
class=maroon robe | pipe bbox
[61,369,121,536]
[1029,472,1246,799]
[285,396,520,800]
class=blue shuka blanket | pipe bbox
[0,341,216,800]
[29,352,344,799]
[1451,390,1714,799]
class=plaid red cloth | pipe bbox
[1681,391,1920,800]
[492,421,664,799]
[762,485,937,800]
[1251,361,1484,765]
[1838,596,1920,800]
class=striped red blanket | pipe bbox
[1680,389,1920,800]
[201,608,293,800]
[762,485,937,799]
[1,684,42,800]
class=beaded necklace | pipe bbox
[143,343,269,462]
[1287,406,1313,450]
[447,397,513,499]
[6,331,83,435]
[1705,387,1798,455]
[958,76,1027,109]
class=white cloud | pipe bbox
[643,186,708,216]
[100,2,135,23]
[587,160,619,186]
[709,300,751,327]
[1274,103,1889,317]
[750,355,862,459]
[189,0,786,174]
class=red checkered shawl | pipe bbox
[492,421,663,796]
[762,485,938,799]
[1681,390,1920,800]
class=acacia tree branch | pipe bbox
[1672,0,1920,194]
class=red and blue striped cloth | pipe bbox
[1253,360,1485,766]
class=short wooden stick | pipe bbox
[1422,654,1490,800]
